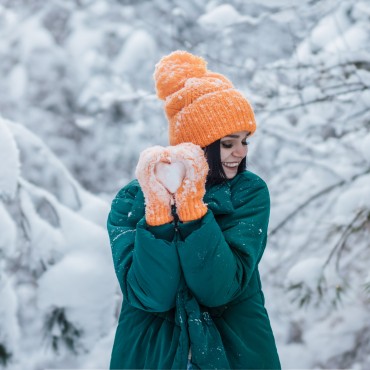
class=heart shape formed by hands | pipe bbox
[155,161,186,194]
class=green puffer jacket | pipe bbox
[107,170,281,370]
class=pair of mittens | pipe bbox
[135,143,209,226]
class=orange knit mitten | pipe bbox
[172,143,209,222]
[135,146,174,226]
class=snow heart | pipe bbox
[155,160,186,194]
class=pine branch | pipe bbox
[43,307,82,354]
[0,344,12,366]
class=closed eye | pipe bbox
[221,142,233,149]
[221,141,249,149]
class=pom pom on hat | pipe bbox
[154,50,256,147]
[154,51,207,100]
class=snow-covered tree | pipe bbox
[1,0,370,368]
[250,2,370,368]
[0,118,117,369]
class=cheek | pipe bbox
[239,145,248,157]
[220,147,229,162]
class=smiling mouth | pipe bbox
[222,162,240,168]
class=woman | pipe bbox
[107,51,281,369]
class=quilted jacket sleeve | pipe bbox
[107,180,181,312]
[176,174,270,307]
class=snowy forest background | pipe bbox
[0,0,370,369]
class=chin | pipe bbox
[224,169,238,179]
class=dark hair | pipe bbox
[203,139,247,188]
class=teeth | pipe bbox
[222,162,239,168]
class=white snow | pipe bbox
[295,3,352,59]
[114,29,157,74]
[310,3,352,51]
[0,118,20,199]
[8,64,28,100]
[18,187,65,268]
[155,160,186,194]
[0,202,17,257]
[18,18,55,60]
[325,24,369,53]
[286,258,323,292]
[37,249,116,349]
[0,273,20,361]
[38,249,115,309]
[172,143,209,195]
[198,4,252,29]
[331,175,370,225]
[303,305,367,364]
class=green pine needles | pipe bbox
[43,307,82,354]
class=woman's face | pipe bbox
[220,130,250,179]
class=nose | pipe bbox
[232,143,248,158]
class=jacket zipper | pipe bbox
[171,195,180,233]
[171,195,191,362]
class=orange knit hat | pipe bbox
[153,50,256,148]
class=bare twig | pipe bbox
[271,158,344,181]
[269,168,370,236]
[257,86,368,113]
[322,209,366,269]
[334,211,370,272]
